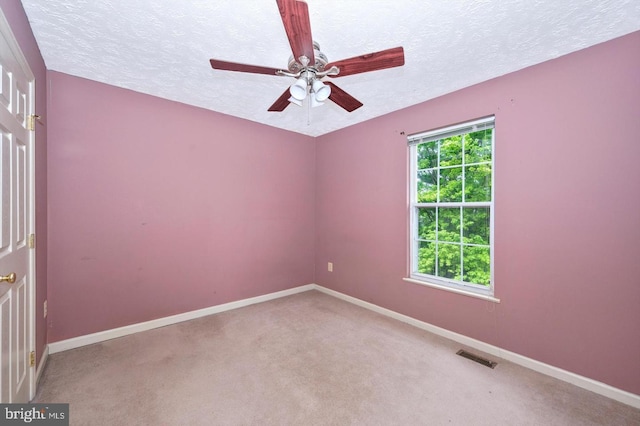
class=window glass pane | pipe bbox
[417,241,436,275]
[463,246,491,286]
[438,243,461,280]
[417,141,438,169]
[417,208,436,240]
[417,170,437,202]
[439,136,462,167]
[409,117,494,292]
[464,164,491,202]
[438,207,460,243]
[439,167,462,202]
[464,129,492,164]
[463,207,490,245]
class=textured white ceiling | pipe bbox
[20,0,640,136]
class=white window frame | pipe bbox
[405,116,497,302]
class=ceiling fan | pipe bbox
[209,0,405,113]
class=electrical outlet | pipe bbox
[44,300,47,318]
[328,262,333,272]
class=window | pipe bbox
[408,116,495,297]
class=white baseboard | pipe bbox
[46,282,640,409]
[48,284,315,354]
[312,285,640,410]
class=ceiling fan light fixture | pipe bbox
[311,79,331,102]
[289,77,308,101]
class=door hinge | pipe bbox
[27,114,41,131]
[29,351,35,367]
[28,234,35,249]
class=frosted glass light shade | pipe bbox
[288,96,303,107]
[312,79,331,101]
[310,95,324,108]
[289,77,308,101]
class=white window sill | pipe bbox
[402,277,501,303]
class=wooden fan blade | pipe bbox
[210,59,282,76]
[268,88,292,112]
[326,47,405,78]
[277,0,315,65]
[326,82,363,112]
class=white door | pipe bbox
[0,11,35,403]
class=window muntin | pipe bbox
[409,117,494,295]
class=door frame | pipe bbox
[0,8,37,401]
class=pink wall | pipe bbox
[46,72,315,341]
[0,1,48,367]
[315,31,640,395]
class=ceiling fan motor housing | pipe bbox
[288,41,328,73]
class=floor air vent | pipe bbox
[456,350,497,369]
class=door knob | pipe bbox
[0,272,16,283]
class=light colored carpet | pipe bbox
[35,290,640,425]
